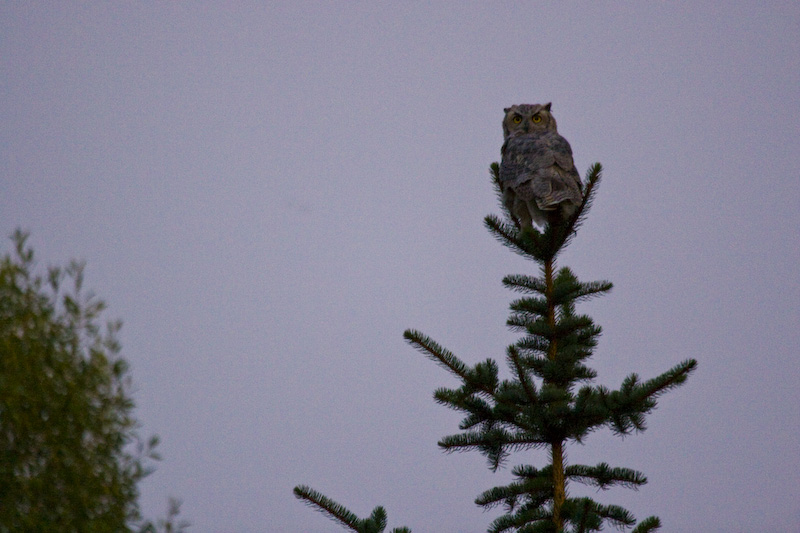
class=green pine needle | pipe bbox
[293,485,361,530]
[632,516,662,533]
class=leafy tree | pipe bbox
[295,163,697,532]
[0,230,160,532]
[139,497,191,533]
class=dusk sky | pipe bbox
[2,3,799,532]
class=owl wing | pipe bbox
[543,131,577,175]
[500,131,582,208]
[538,131,582,206]
[500,134,551,195]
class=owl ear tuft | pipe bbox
[504,107,511,113]
[543,102,552,111]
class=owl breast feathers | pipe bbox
[500,103,583,228]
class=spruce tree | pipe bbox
[295,162,697,532]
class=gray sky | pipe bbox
[2,3,799,532]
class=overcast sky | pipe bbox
[2,3,799,532]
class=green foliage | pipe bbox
[0,230,159,532]
[294,161,697,532]
[403,163,697,532]
[139,498,191,533]
[293,485,410,533]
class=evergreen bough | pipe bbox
[295,162,697,532]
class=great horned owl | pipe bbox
[500,103,582,228]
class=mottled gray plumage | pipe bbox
[500,103,582,228]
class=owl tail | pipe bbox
[535,194,571,211]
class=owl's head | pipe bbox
[502,103,557,138]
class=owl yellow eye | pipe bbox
[512,115,522,124]
[532,115,542,123]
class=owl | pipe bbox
[500,103,583,228]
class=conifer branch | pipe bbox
[631,516,661,532]
[293,485,410,533]
[507,346,538,405]
[489,162,507,218]
[565,463,648,490]
[477,465,554,511]
[550,272,613,306]
[439,430,547,471]
[569,358,698,437]
[574,497,593,533]
[293,485,362,530]
[484,214,530,258]
[561,498,636,531]
[607,359,698,434]
[434,388,493,424]
[502,273,548,295]
[564,162,603,241]
[487,506,552,533]
[586,501,636,529]
[509,295,550,318]
[634,359,698,401]
[405,330,505,403]
[402,329,469,381]
[480,487,552,516]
